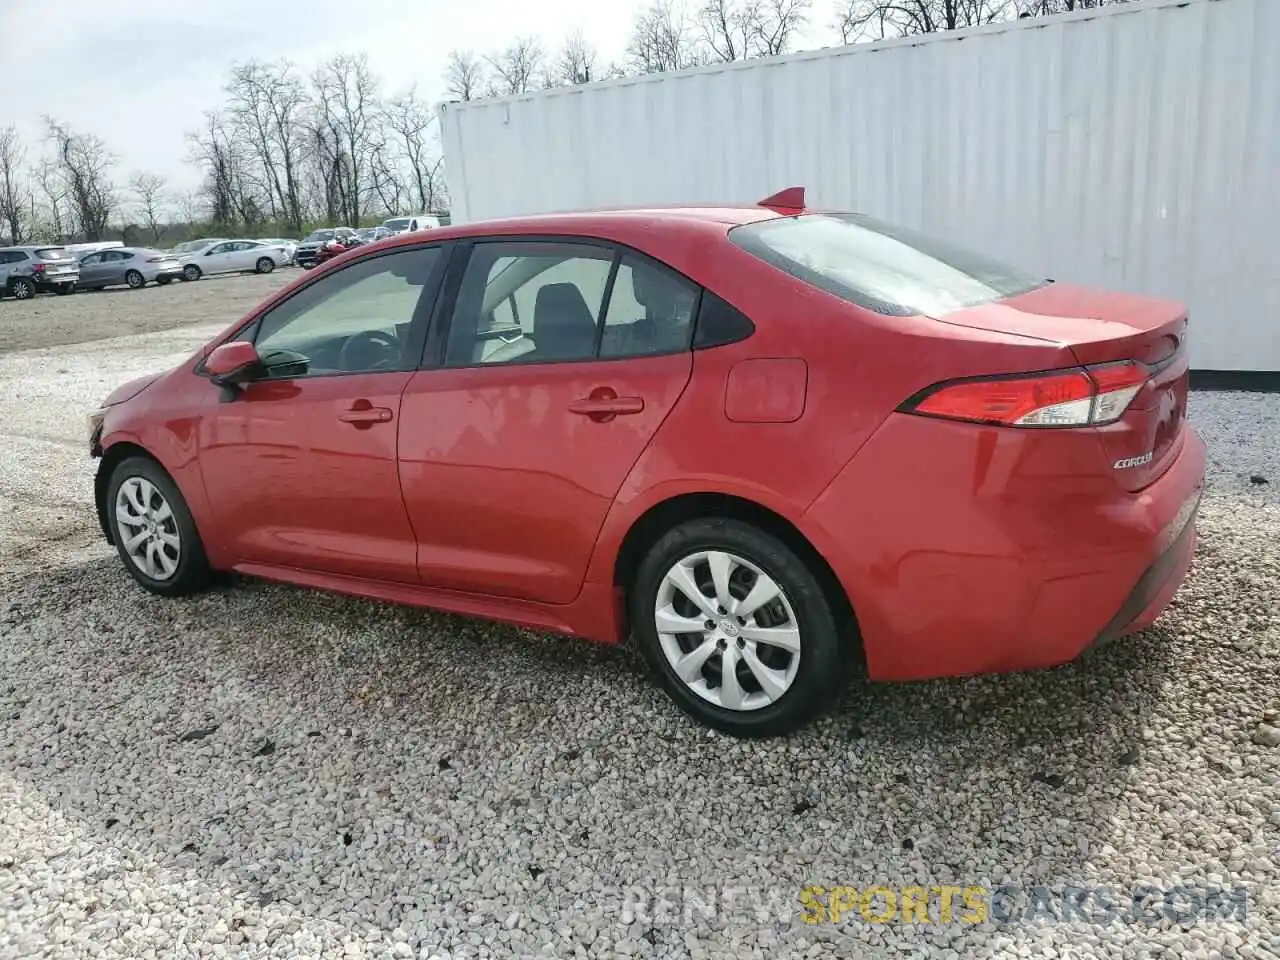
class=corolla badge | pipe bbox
[1114,452,1155,470]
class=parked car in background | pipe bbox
[87,189,1205,737]
[355,227,392,245]
[294,228,358,268]
[381,215,439,235]
[63,241,126,258]
[76,247,184,290]
[169,238,227,257]
[178,239,291,281]
[0,246,80,299]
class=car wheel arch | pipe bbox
[610,491,862,666]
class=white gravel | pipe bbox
[1,288,1278,959]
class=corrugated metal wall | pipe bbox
[441,0,1280,371]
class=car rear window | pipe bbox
[309,230,335,241]
[35,248,69,260]
[728,213,1047,318]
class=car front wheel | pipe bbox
[10,278,35,300]
[255,257,275,274]
[631,517,847,738]
[182,264,201,281]
[106,456,212,596]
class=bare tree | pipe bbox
[1016,0,1130,13]
[130,172,168,243]
[187,111,251,229]
[833,0,1012,40]
[311,54,382,225]
[45,119,116,241]
[445,49,486,101]
[383,87,445,213]
[225,60,308,232]
[0,126,30,245]
[486,37,544,96]
[629,0,705,73]
[556,31,600,85]
[32,158,67,240]
[752,0,811,55]
[699,0,755,61]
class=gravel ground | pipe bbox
[1,281,1278,959]
[0,272,292,355]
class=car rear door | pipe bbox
[197,244,449,581]
[398,239,699,604]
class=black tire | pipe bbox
[125,269,145,289]
[10,277,35,300]
[630,517,846,738]
[182,264,201,281]
[255,256,275,274]
[55,284,74,295]
[105,456,212,597]
[156,276,172,285]
[301,261,316,270]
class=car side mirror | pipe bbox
[206,341,262,399]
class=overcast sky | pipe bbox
[4,0,765,193]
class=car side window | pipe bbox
[81,253,99,265]
[445,242,614,366]
[251,247,442,378]
[208,243,230,255]
[599,255,699,359]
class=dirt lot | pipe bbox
[0,276,1277,959]
[0,271,293,354]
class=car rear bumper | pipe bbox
[803,416,1207,682]
[35,275,78,289]
[149,267,184,281]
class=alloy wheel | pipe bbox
[654,550,801,711]
[114,476,181,581]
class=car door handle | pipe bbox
[338,403,394,426]
[568,394,645,420]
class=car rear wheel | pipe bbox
[10,278,35,300]
[631,517,846,738]
[125,269,145,289]
[106,456,212,596]
[55,284,74,295]
[183,264,201,281]
[255,257,275,274]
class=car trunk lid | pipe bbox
[939,283,1190,492]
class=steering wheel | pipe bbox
[338,329,401,371]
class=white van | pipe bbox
[382,214,441,235]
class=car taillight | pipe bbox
[147,256,164,262]
[31,262,45,273]
[901,361,1150,428]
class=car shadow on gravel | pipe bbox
[0,553,1206,953]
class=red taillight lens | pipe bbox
[31,262,46,273]
[902,362,1150,428]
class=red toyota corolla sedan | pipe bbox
[89,189,1205,737]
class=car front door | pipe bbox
[197,244,448,582]
[202,242,234,275]
[77,252,105,285]
[398,240,699,604]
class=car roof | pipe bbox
[370,205,783,253]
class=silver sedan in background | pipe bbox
[76,247,184,290]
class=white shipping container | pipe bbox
[441,0,1280,372]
